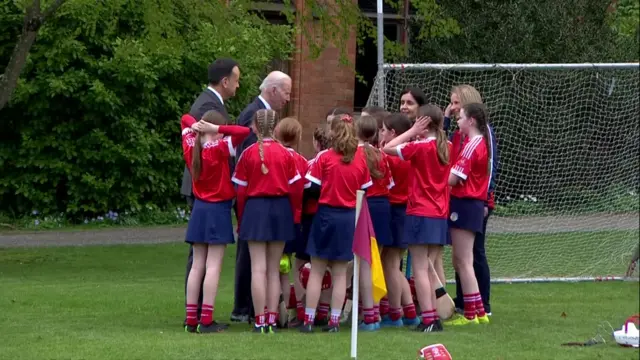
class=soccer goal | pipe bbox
[366,63,640,283]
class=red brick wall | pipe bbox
[289,2,357,158]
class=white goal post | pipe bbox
[366,62,640,283]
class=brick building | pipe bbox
[257,0,411,157]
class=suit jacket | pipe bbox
[235,97,267,159]
[180,88,229,197]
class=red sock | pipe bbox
[268,311,277,325]
[200,304,213,325]
[473,293,486,317]
[255,313,266,327]
[463,294,477,320]
[288,284,297,309]
[373,305,380,321]
[390,307,403,321]
[379,297,390,316]
[329,309,341,327]
[317,302,330,321]
[403,303,417,319]
[304,308,316,325]
[296,300,305,320]
[433,309,440,321]
[421,309,436,325]
[363,308,376,324]
[185,303,198,326]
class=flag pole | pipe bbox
[350,190,365,359]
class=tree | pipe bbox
[0,0,65,111]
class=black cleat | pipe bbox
[253,325,267,333]
[322,325,340,333]
[299,324,314,333]
[415,321,443,332]
[197,322,227,333]
[314,317,329,326]
[230,313,250,323]
[288,318,304,328]
[184,324,197,333]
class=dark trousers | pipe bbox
[232,238,254,317]
[454,210,492,313]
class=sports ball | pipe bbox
[298,263,332,290]
[417,344,452,360]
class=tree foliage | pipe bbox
[0,0,292,217]
[407,0,639,63]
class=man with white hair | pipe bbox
[231,70,292,323]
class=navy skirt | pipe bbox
[185,199,235,245]
[238,196,295,242]
[448,197,485,234]
[283,224,302,255]
[306,205,356,261]
[367,197,393,248]
[389,204,408,249]
[403,215,448,246]
[295,214,314,261]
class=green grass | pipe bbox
[0,243,638,360]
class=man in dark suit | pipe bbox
[182,58,240,323]
[231,71,292,323]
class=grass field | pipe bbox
[1,241,638,360]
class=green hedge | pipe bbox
[0,0,292,218]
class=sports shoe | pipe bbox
[358,322,378,332]
[477,314,490,324]
[197,322,227,333]
[267,325,277,334]
[380,316,404,328]
[299,323,314,333]
[444,314,479,326]
[253,325,267,333]
[403,317,420,326]
[184,324,197,333]
[322,324,340,332]
[415,321,443,332]
[230,313,249,323]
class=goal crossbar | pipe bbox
[383,63,640,71]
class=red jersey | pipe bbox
[396,138,451,218]
[387,155,411,205]
[232,139,301,197]
[450,135,490,201]
[365,148,394,198]
[306,147,372,208]
[181,115,250,202]
[287,147,308,224]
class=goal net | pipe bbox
[366,63,640,282]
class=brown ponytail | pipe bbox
[330,115,358,163]
[254,109,278,174]
[191,110,227,180]
[356,115,383,179]
[417,104,449,165]
[462,103,492,175]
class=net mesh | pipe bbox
[367,64,640,281]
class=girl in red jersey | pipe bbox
[355,114,394,331]
[301,115,372,333]
[290,125,331,327]
[273,116,308,326]
[181,110,251,333]
[446,102,492,326]
[384,105,451,332]
[232,109,301,333]
[378,113,420,327]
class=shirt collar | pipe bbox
[207,86,224,104]
[258,95,271,109]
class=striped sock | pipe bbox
[379,297,390,316]
[296,300,305,321]
[373,305,380,321]
[304,307,316,325]
[185,304,198,326]
[329,308,341,327]
[463,294,477,320]
[403,303,417,319]
[473,293,486,317]
[420,309,436,325]
[268,311,277,326]
[390,307,403,321]
[255,313,266,327]
[317,302,330,321]
[363,307,376,324]
[200,304,214,325]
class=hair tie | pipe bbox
[340,115,353,123]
